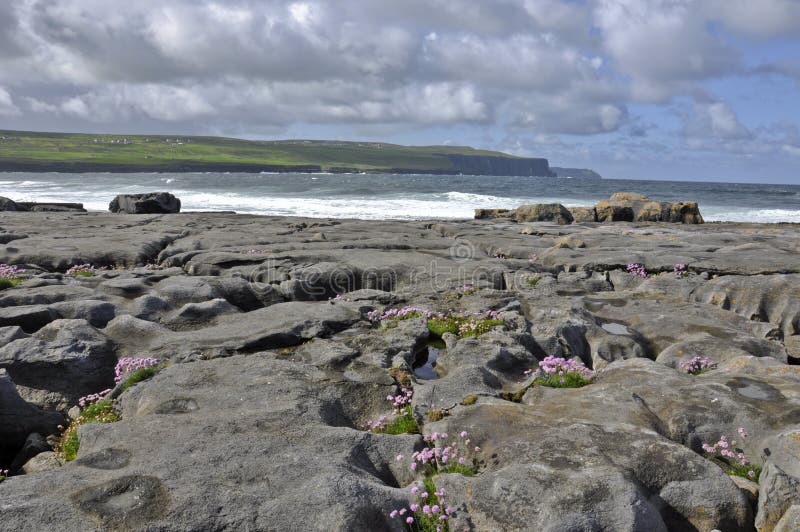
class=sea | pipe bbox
[1,172,799,223]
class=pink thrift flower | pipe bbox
[411,486,419,494]
[390,510,398,519]
[410,504,419,512]
[406,516,414,524]
[460,431,468,438]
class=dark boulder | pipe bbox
[0,197,20,211]
[109,192,181,214]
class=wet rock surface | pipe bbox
[1,210,800,530]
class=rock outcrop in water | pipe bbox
[477,192,704,224]
[0,210,799,530]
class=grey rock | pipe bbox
[0,319,116,410]
[109,192,181,214]
[774,505,800,532]
[21,451,61,474]
[0,325,28,348]
[9,432,51,472]
[0,369,63,451]
[515,203,574,225]
[0,196,21,211]
[0,356,417,531]
[163,298,241,330]
[0,304,58,333]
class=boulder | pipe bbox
[569,206,597,222]
[22,451,61,474]
[0,319,117,410]
[515,203,574,225]
[0,369,63,451]
[109,192,181,214]
[474,208,512,220]
[595,201,635,222]
[0,196,21,211]
[9,432,51,473]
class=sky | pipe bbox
[0,0,799,184]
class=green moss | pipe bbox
[532,373,593,388]
[526,276,541,287]
[119,367,160,392]
[57,400,120,462]
[441,463,476,476]
[427,315,504,338]
[381,410,420,435]
[426,409,447,422]
[0,278,24,290]
[71,271,95,277]
[461,394,479,405]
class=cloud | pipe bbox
[0,0,795,183]
[708,0,800,38]
[594,0,741,102]
[0,87,20,116]
[686,101,751,140]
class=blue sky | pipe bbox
[0,0,798,184]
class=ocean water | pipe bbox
[1,172,799,223]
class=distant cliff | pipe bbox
[550,167,602,180]
[445,155,555,177]
[0,129,559,176]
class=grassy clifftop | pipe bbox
[0,130,552,175]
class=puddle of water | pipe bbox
[413,340,444,380]
[727,377,782,401]
[601,322,630,335]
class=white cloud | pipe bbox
[595,0,740,102]
[686,101,751,140]
[0,87,20,116]
[708,0,800,38]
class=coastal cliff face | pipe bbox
[445,154,555,176]
[1,212,799,530]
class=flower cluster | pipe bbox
[66,263,103,276]
[406,431,479,474]
[368,306,431,322]
[114,357,159,383]
[455,284,476,296]
[674,263,689,278]
[366,387,417,434]
[702,427,759,480]
[390,483,455,531]
[369,306,505,338]
[0,263,26,278]
[427,310,504,338]
[626,263,648,278]
[330,294,352,302]
[679,355,717,375]
[525,356,594,388]
[78,388,112,408]
[0,468,8,482]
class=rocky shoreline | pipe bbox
[1,208,799,531]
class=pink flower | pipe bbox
[460,431,468,438]
[422,505,431,514]
[432,505,440,513]
[410,486,419,494]
[390,510,398,519]
[396,454,404,461]
[406,516,414,524]
[410,504,419,512]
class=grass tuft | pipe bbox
[119,367,160,392]
[57,400,120,461]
